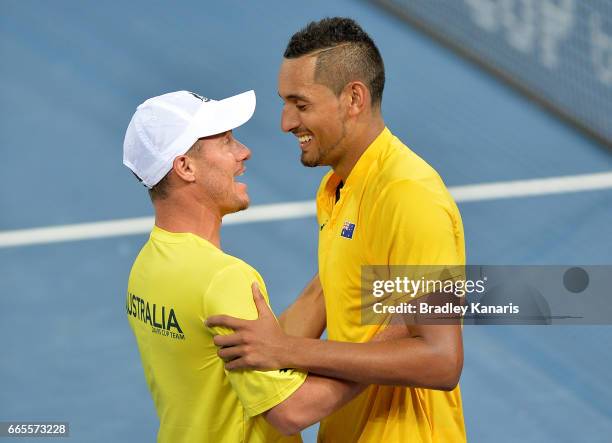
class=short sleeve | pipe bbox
[369,180,463,265]
[203,262,307,417]
[367,180,465,296]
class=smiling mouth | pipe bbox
[297,134,313,148]
[233,168,247,188]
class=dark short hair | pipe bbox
[284,17,385,106]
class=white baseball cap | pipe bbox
[123,90,256,188]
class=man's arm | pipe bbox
[266,298,412,435]
[214,283,362,436]
[208,286,463,390]
[264,374,363,436]
[277,324,462,390]
[278,274,326,338]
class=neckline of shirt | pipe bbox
[151,225,217,250]
[327,127,392,195]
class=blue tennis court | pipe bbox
[1,1,611,441]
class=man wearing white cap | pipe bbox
[123,90,363,442]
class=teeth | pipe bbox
[298,135,313,143]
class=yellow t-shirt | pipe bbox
[316,128,466,443]
[126,226,306,443]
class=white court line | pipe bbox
[0,201,316,249]
[1,171,611,249]
[449,171,612,202]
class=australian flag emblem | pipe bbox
[340,221,355,239]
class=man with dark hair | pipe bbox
[284,17,386,107]
[208,18,467,442]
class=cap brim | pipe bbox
[192,89,256,138]
[148,90,256,188]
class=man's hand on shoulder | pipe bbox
[206,283,292,371]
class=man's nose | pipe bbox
[234,140,251,161]
[281,105,299,133]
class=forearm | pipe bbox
[210,289,462,390]
[265,375,364,435]
[278,274,326,338]
[284,332,462,389]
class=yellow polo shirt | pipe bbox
[316,128,466,442]
[127,226,306,443]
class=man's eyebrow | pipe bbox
[278,91,309,102]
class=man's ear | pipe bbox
[344,81,369,117]
[172,154,197,184]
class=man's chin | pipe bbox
[237,193,251,210]
[300,153,321,168]
[221,197,250,217]
[237,200,249,212]
[233,196,250,212]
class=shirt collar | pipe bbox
[326,127,392,192]
[151,225,217,250]
[151,225,189,243]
